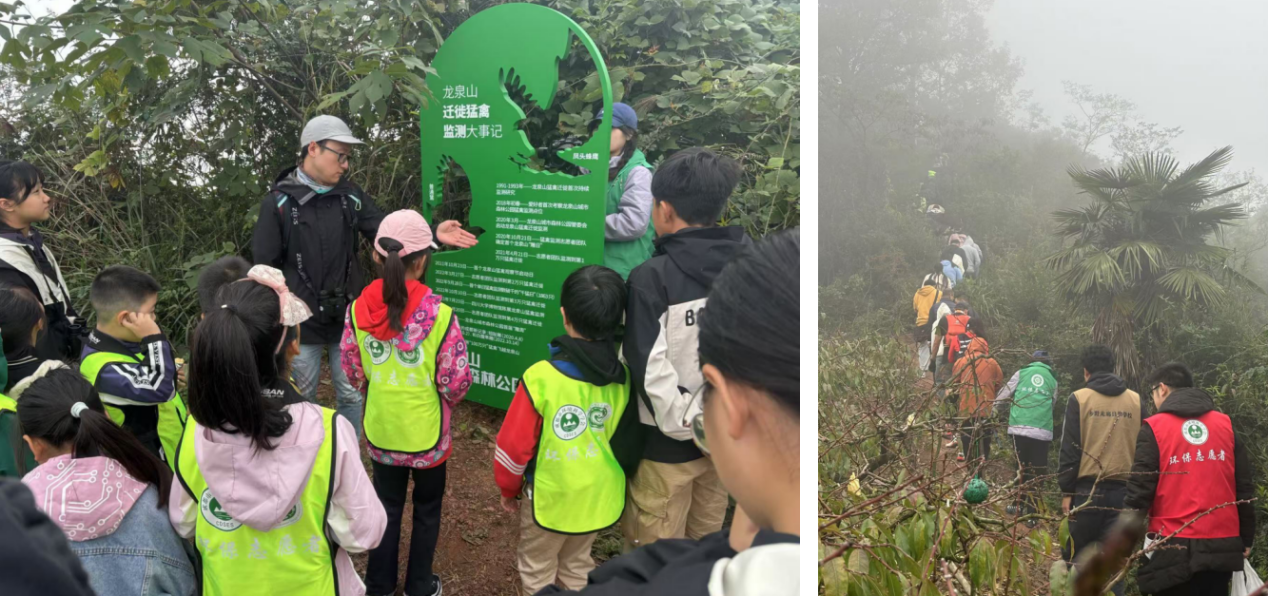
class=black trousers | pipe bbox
[1011,436,1049,512]
[1152,570,1232,596]
[960,419,991,460]
[1066,482,1128,596]
[366,461,447,596]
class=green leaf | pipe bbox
[766,157,784,170]
[818,542,847,596]
[114,35,145,64]
[968,539,995,591]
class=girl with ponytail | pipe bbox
[173,264,385,596]
[18,368,196,596]
[341,209,471,596]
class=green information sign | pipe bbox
[421,4,613,409]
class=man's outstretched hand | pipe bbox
[436,220,478,248]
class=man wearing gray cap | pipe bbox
[252,115,477,438]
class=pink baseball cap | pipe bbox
[374,210,437,258]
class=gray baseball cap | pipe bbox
[299,115,364,149]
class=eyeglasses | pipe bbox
[682,382,712,456]
[318,142,351,164]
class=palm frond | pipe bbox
[1045,243,1096,271]
[1125,152,1178,184]
[1054,250,1126,300]
[1169,146,1235,189]
[1156,267,1227,305]
[1108,240,1164,279]
[1052,205,1107,238]
[1068,164,1140,193]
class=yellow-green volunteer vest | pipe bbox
[176,408,338,596]
[0,393,14,413]
[351,300,451,453]
[524,361,629,534]
[80,352,188,470]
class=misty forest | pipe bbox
[820,1,1268,595]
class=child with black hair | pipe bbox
[18,368,196,596]
[340,209,470,596]
[540,230,801,596]
[174,264,385,596]
[594,102,655,279]
[621,147,748,548]
[196,255,252,318]
[0,286,53,392]
[494,264,634,595]
[79,265,187,470]
[0,160,85,360]
[0,335,37,479]
[0,287,49,477]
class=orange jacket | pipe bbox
[952,337,1003,418]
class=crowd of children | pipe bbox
[0,145,800,596]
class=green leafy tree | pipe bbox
[1045,146,1253,379]
[0,0,797,337]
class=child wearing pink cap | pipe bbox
[341,209,472,596]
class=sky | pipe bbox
[985,0,1268,175]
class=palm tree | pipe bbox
[1046,146,1254,380]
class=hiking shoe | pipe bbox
[1006,504,1019,516]
[407,576,442,596]
[956,452,965,462]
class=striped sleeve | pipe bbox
[494,381,542,499]
[95,334,177,406]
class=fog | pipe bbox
[986,0,1268,175]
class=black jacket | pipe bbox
[536,529,798,596]
[0,224,84,361]
[252,167,385,344]
[1057,372,1149,494]
[622,226,751,464]
[0,479,95,596]
[1125,387,1254,594]
[3,346,51,392]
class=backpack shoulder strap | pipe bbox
[274,191,296,256]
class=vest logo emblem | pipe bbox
[1030,374,1045,387]
[553,405,587,440]
[1182,419,1209,446]
[364,336,391,365]
[200,489,242,531]
[277,503,302,528]
[587,403,612,430]
[396,345,423,368]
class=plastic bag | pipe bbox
[1231,559,1264,596]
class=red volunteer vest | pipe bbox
[1144,410,1239,539]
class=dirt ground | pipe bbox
[315,377,625,596]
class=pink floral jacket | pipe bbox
[341,289,471,469]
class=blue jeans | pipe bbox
[294,342,363,439]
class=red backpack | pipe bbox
[944,312,976,364]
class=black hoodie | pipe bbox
[1125,387,1254,594]
[622,226,751,463]
[1057,372,1150,494]
[251,167,386,344]
[0,479,95,596]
